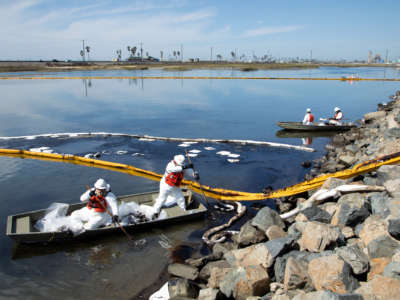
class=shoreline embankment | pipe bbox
[150,90,400,299]
[0,61,398,73]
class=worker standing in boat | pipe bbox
[71,178,119,230]
[329,107,343,125]
[152,154,199,218]
[302,108,314,125]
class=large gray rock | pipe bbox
[389,218,400,240]
[297,206,332,223]
[283,257,312,291]
[386,127,400,138]
[338,155,357,167]
[383,262,400,280]
[335,244,369,275]
[235,220,266,247]
[198,288,224,300]
[308,255,359,294]
[168,278,199,299]
[367,192,390,217]
[168,263,199,280]
[224,237,294,269]
[321,178,348,190]
[376,165,400,185]
[199,260,230,281]
[292,290,363,300]
[219,265,270,300]
[384,178,400,198]
[367,235,400,258]
[298,222,341,252]
[251,207,285,233]
[364,111,386,123]
[331,193,370,227]
[274,251,312,283]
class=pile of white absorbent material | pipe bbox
[35,201,169,235]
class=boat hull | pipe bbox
[6,190,207,244]
[277,121,356,131]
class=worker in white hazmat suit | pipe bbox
[152,154,199,218]
[328,107,343,125]
[70,178,119,230]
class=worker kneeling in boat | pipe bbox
[71,178,119,230]
[302,108,314,125]
[152,154,199,218]
[329,107,343,125]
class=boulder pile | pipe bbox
[161,91,400,300]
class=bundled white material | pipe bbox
[29,146,54,153]
[149,282,169,300]
[118,201,141,218]
[227,159,240,163]
[204,147,216,150]
[139,204,168,220]
[187,153,197,157]
[116,150,128,155]
[228,153,240,158]
[178,143,191,147]
[34,203,84,234]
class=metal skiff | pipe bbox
[277,121,356,131]
[6,189,206,244]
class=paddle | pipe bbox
[184,150,210,208]
[85,185,134,242]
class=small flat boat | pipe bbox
[277,121,356,131]
[6,189,206,244]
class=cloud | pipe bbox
[243,25,303,37]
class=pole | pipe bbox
[82,40,86,62]
[184,150,209,207]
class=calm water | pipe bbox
[0,67,399,299]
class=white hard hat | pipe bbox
[306,108,311,112]
[334,107,340,112]
[94,178,108,190]
[174,154,185,166]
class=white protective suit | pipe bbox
[70,189,119,230]
[329,111,343,125]
[153,160,195,214]
[302,112,314,125]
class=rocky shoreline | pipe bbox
[154,90,400,300]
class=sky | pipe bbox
[1,0,399,62]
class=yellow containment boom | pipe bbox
[0,148,400,201]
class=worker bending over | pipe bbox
[329,107,343,125]
[71,178,119,230]
[302,108,314,125]
[152,154,199,218]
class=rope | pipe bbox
[1,148,400,201]
[0,76,399,81]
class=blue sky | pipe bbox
[1,0,399,61]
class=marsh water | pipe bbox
[0,67,399,299]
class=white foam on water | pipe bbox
[132,153,144,157]
[29,146,52,153]
[187,153,198,157]
[84,153,94,158]
[68,133,79,137]
[189,149,201,154]
[116,150,128,155]
[227,159,240,163]
[183,141,198,145]
[139,138,155,141]
[25,136,36,140]
[228,153,240,158]
[216,151,231,156]
[204,147,216,151]
[178,143,191,147]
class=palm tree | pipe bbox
[80,50,85,61]
[231,51,235,61]
[132,46,137,56]
[173,51,177,60]
[85,46,90,61]
[216,54,222,61]
[160,51,163,61]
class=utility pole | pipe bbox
[385,49,389,63]
[140,42,143,60]
[82,40,86,62]
[181,44,183,62]
[211,47,213,61]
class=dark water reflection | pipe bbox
[0,67,399,299]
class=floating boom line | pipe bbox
[1,149,400,201]
[0,132,315,152]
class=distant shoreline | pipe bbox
[0,61,398,73]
